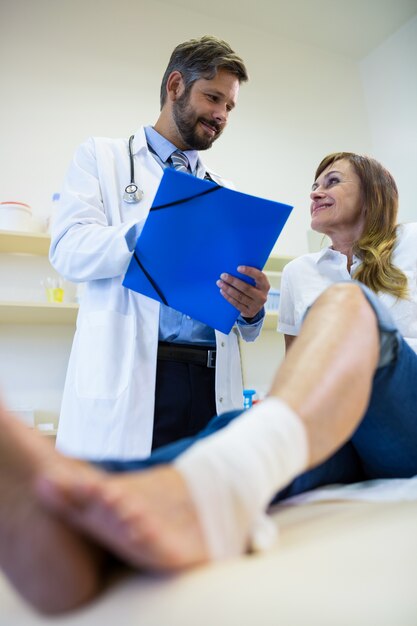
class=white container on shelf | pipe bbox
[0,201,42,233]
[47,192,61,233]
[7,406,35,428]
[265,288,280,311]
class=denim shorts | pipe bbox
[303,280,402,369]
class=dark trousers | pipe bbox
[152,359,217,451]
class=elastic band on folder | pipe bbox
[151,185,221,211]
[133,252,168,305]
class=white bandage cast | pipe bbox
[175,397,308,560]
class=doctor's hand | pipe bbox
[217,266,270,320]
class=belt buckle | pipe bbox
[207,349,216,368]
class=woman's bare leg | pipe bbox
[270,283,380,466]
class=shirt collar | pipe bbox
[144,125,199,172]
[314,246,361,270]
[315,247,336,264]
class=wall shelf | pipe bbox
[262,254,291,332]
[0,231,78,324]
[0,230,51,255]
[0,231,294,268]
[264,311,278,330]
[264,255,293,273]
[0,301,78,325]
[0,231,289,330]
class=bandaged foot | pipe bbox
[175,397,308,560]
[38,398,308,572]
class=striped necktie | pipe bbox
[170,150,191,174]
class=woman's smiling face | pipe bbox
[310,158,365,239]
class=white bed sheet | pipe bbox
[1,478,416,626]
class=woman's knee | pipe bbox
[320,282,368,309]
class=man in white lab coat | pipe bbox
[50,35,270,461]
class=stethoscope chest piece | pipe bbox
[123,184,144,204]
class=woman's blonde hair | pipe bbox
[315,152,408,299]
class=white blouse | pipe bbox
[278,222,417,354]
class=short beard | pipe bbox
[172,89,222,151]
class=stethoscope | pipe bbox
[123,135,144,204]
[123,134,215,204]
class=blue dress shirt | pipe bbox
[144,125,264,346]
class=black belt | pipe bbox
[157,342,216,368]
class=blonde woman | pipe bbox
[279,152,416,354]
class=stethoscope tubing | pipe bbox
[128,135,135,185]
[124,135,143,203]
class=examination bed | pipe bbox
[1,478,416,626]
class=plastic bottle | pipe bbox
[243,389,256,410]
[47,192,61,233]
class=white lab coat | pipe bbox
[50,126,262,460]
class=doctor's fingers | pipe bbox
[236,266,270,292]
[218,285,254,317]
[217,276,267,317]
[219,287,265,318]
[217,271,269,302]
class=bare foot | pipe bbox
[37,464,210,572]
[0,403,106,614]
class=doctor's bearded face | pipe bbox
[172,70,239,150]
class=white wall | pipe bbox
[2,0,411,415]
[360,15,417,224]
[1,0,372,255]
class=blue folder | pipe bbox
[123,168,292,334]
